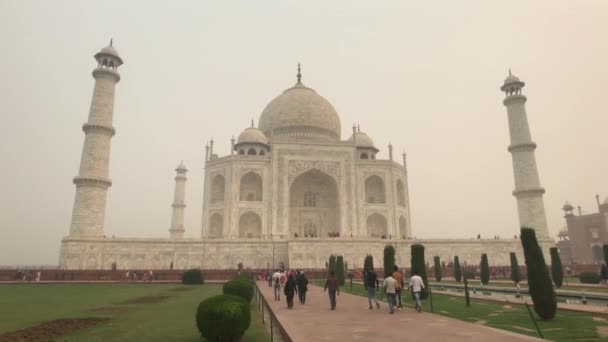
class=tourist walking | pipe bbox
[364,269,380,310]
[409,270,425,312]
[392,265,404,310]
[272,270,282,301]
[383,273,397,314]
[284,273,297,309]
[297,272,309,304]
[601,264,608,285]
[324,271,340,310]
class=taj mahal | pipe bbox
[59,43,554,270]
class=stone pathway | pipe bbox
[256,281,541,341]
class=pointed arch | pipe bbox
[396,180,406,207]
[240,172,263,201]
[365,175,385,204]
[239,211,262,238]
[289,169,340,238]
[367,213,388,238]
[211,174,225,203]
[399,215,407,239]
[247,148,257,155]
[209,213,223,238]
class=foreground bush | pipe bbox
[410,244,428,299]
[223,278,254,303]
[521,227,556,320]
[196,294,250,341]
[579,271,601,284]
[384,245,395,279]
[181,269,204,285]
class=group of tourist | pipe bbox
[269,269,309,308]
[266,266,425,314]
[124,269,154,282]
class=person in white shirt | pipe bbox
[383,275,398,314]
[408,270,425,312]
[272,270,282,301]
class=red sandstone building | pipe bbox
[558,195,608,264]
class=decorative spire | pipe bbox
[509,68,512,76]
[297,63,302,83]
[357,124,361,132]
[251,118,254,127]
[110,38,113,47]
[352,123,357,133]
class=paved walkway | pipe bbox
[256,281,541,342]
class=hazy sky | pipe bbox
[1,1,606,265]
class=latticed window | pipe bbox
[304,191,317,207]
[304,222,317,237]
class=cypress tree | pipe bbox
[480,253,490,285]
[510,252,521,284]
[603,245,608,268]
[433,256,442,282]
[411,244,429,299]
[550,247,564,288]
[364,255,374,272]
[454,256,462,283]
[383,245,395,279]
[336,256,345,285]
[328,255,336,276]
[521,227,557,320]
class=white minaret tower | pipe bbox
[68,41,123,237]
[169,161,188,239]
[501,71,550,240]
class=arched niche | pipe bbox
[365,175,386,204]
[209,213,223,238]
[396,180,406,207]
[399,215,407,239]
[239,172,263,201]
[211,174,225,203]
[239,212,262,238]
[367,213,388,238]
[289,169,340,238]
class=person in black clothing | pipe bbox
[284,273,297,309]
[364,269,380,310]
[297,272,309,304]
[324,271,340,310]
[602,264,608,285]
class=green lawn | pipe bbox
[0,283,268,341]
[434,279,608,294]
[316,280,608,342]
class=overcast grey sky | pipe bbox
[0,1,606,265]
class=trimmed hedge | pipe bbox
[336,256,345,285]
[550,247,564,288]
[181,269,204,285]
[480,254,489,285]
[410,244,429,299]
[521,227,556,320]
[196,294,250,341]
[510,252,522,284]
[384,245,395,279]
[223,278,254,303]
[433,256,442,282]
[454,256,462,283]
[579,271,601,284]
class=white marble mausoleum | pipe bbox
[59,43,554,270]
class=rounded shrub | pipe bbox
[579,271,601,284]
[196,294,250,341]
[181,269,204,285]
[223,278,254,303]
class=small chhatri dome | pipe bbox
[176,160,187,171]
[237,126,269,145]
[558,227,568,237]
[95,39,123,66]
[563,201,574,210]
[258,64,341,141]
[503,69,523,85]
[348,131,375,148]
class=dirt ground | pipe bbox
[0,318,109,342]
[120,295,170,304]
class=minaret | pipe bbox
[68,41,123,237]
[169,161,188,239]
[501,71,550,240]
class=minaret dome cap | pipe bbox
[95,42,123,66]
[176,161,188,171]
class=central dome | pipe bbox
[259,81,341,141]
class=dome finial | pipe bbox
[357,124,361,132]
[297,63,302,83]
[251,118,254,127]
[509,68,512,76]
[110,38,113,47]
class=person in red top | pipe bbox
[392,265,404,309]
